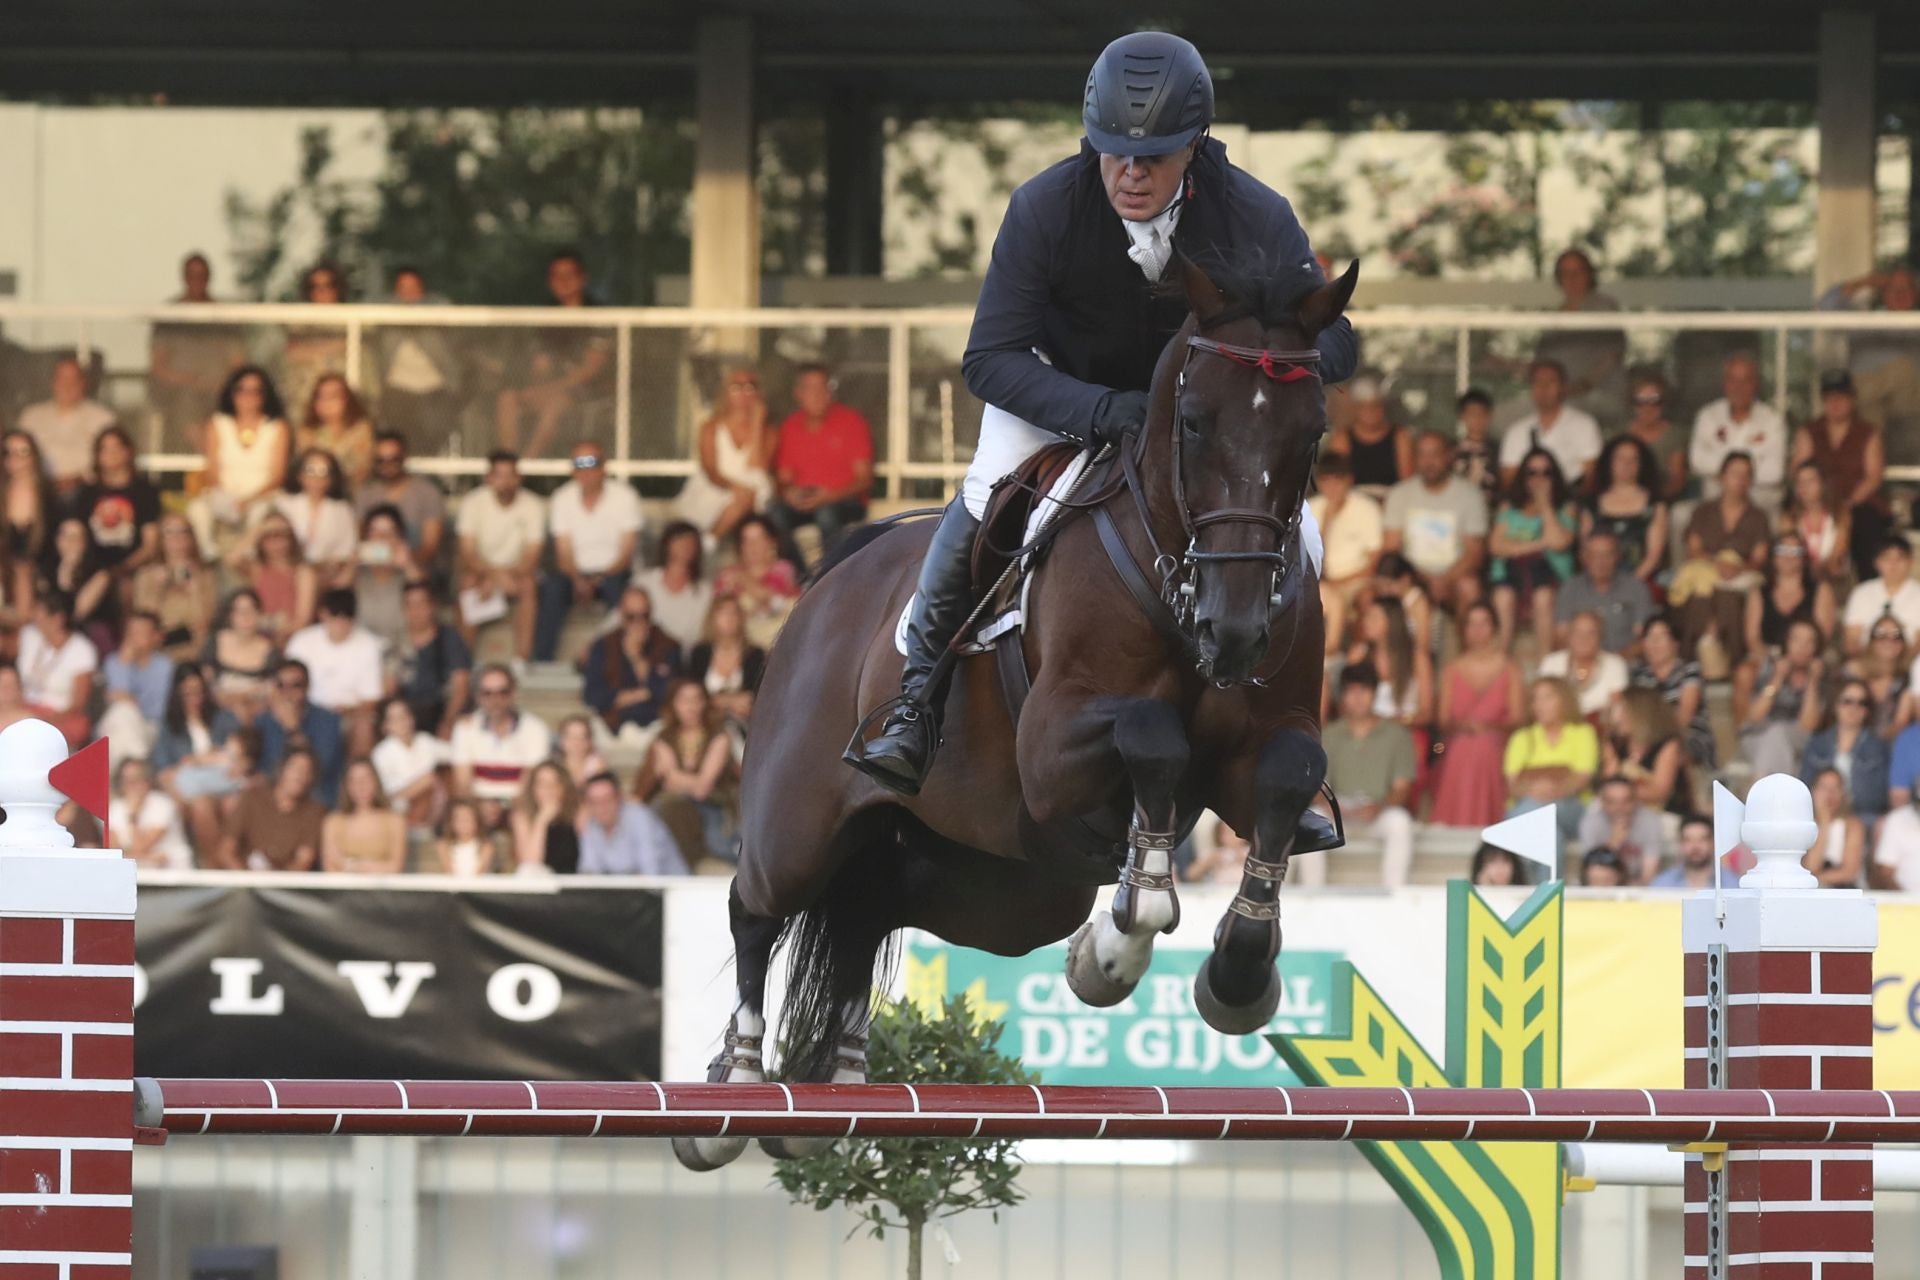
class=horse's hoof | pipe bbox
[760,1135,837,1160]
[671,1134,749,1172]
[1065,919,1138,1008]
[1192,955,1282,1036]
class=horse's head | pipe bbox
[1161,253,1359,684]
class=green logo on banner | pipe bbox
[903,933,1342,1085]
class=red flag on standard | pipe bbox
[49,736,111,845]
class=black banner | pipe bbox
[133,883,663,1081]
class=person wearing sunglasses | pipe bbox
[1842,617,1913,741]
[1488,445,1577,652]
[270,447,357,586]
[245,657,346,809]
[675,367,773,542]
[535,441,642,663]
[353,432,448,569]
[1618,371,1689,503]
[449,663,553,832]
[1800,676,1892,832]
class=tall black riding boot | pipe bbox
[844,497,981,795]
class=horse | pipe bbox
[673,252,1359,1172]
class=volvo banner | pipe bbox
[133,882,665,1081]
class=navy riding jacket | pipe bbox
[962,137,1358,441]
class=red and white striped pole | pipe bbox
[0,722,135,1280]
[1684,774,1878,1280]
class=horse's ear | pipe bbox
[1174,253,1229,323]
[1296,259,1360,338]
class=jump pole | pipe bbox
[0,714,1885,1278]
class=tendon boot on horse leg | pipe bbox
[844,496,982,795]
[1066,701,1188,1007]
[672,883,783,1172]
[761,1003,872,1160]
[1194,730,1325,1035]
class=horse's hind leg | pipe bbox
[1194,728,1325,1034]
[1065,700,1188,1007]
[672,880,783,1172]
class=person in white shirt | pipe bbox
[450,663,553,828]
[1537,611,1630,718]
[285,587,387,757]
[535,441,643,662]
[1498,359,1602,491]
[1870,796,1920,891]
[456,450,547,662]
[15,356,114,492]
[370,697,448,831]
[270,448,359,579]
[1382,431,1487,617]
[18,591,99,746]
[110,757,193,870]
[1689,352,1788,508]
[1842,535,1920,656]
[1308,453,1383,654]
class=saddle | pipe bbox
[973,442,1087,590]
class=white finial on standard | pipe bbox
[0,719,76,849]
[1738,773,1819,889]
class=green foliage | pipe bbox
[772,996,1034,1256]
[227,109,696,304]
[1292,100,1814,280]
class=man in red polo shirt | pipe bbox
[767,363,873,560]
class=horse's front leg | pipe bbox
[1194,727,1326,1035]
[1063,699,1188,1007]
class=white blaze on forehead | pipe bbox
[1261,470,1271,487]
[1252,388,1268,411]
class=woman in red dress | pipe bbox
[1430,601,1526,827]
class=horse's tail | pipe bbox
[774,836,900,1084]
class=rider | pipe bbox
[846,30,1358,795]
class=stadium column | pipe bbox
[692,15,760,314]
[1815,10,1877,295]
[0,801,138,1275]
[1682,776,1877,1280]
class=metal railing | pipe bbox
[6,300,1920,493]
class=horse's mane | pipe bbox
[1174,247,1324,332]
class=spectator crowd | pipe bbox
[15,246,1920,892]
[21,250,878,879]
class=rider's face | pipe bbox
[1099,148,1193,222]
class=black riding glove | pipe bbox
[1090,390,1152,448]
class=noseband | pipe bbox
[1119,333,1321,686]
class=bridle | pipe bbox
[1117,332,1322,685]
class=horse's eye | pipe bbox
[1181,414,1202,444]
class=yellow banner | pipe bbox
[1564,897,1920,1089]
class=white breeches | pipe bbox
[961,403,1324,575]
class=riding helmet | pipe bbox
[1082,31,1214,157]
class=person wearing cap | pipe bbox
[1790,368,1890,584]
[846,30,1356,796]
[1688,352,1788,511]
[534,441,642,663]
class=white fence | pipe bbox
[4,301,1920,493]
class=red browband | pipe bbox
[1185,335,1321,383]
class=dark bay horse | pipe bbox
[674,254,1359,1171]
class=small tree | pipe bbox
[773,996,1033,1279]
